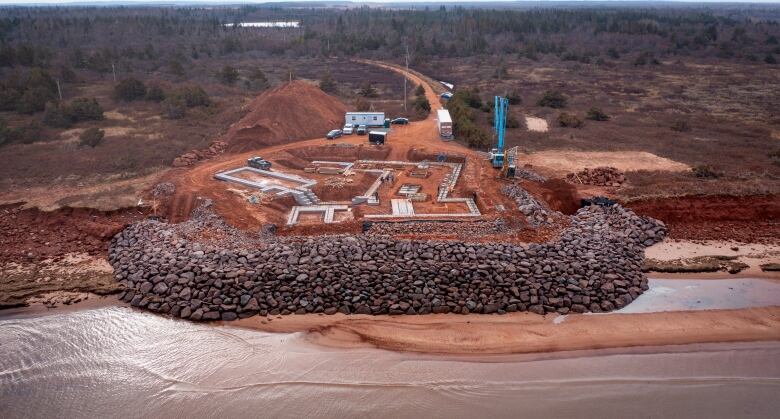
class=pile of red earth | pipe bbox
[0,204,146,263]
[566,167,625,187]
[222,81,347,153]
[172,141,228,167]
[628,194,780,243]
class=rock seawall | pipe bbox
[108,204,665,321]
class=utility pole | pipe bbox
[111,62,117,82]
[55,79,63,101]
[404,44,409,112]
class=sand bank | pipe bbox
[234,305,780,355]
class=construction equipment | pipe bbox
[502,146,519,178]
[489,96,508,168]
[247,156,272,170]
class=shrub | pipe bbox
[691,165,719,179]
[170,85,210,108]
[506,114,523,129]
[768,149,780,165]
[319,71,337,93]
[766,54,778,65]
[218,65,239,85]
[43,103,73,128]
[507,89,522,105]
[113,78,146,101]
[162,97,187,119]
[537,90,567,108]
[66,97,103,122]
[359,81,378,98]
[145,84,165,102]
[585,107,610,121]
[447,89,490,148]
[413,95,431,114]
[414,84,425,96]
[558,112,584,128]
[671,120,691,132]
[247,68,269,91]
[16,86,52,114]
[354,97,370,112]
[79,127,104,148]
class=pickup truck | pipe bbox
[342,124,354,135]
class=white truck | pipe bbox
[342,123,354,134]
[437,109,453,140]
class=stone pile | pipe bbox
[514,168,547,183]
[366,219,507,238]
[151,182,176,197]
[172,141,228,167]
[501,184,558,227]
[109,203,666,321]
[566,167,625,186]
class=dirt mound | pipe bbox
[172,141,228,167]
[627,194,780,243]
[567,167,625,186]
[223,81,346,152]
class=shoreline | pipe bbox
[3,288,778,357]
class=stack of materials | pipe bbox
[566,167,625,186]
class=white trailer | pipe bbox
[345,112,385,127]
[437,109,453,140]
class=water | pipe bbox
[619,277,780,313]
[1,306,778,418]
[224,21,300,28]
[2,278,780,418]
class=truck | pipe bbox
[247,156,272,170]
[368,131,387,145]
[345,112,385,127]
[437,109,453,140]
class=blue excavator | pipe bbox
[489,96,517,177]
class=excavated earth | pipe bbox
[108,199,666,321]
[627,194,780,243]
[222,81,346,153]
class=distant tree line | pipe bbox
[0,5,777,80]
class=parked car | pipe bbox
[391,117,409,125]
[342,123,354,135]
[326,129,343,139]
[356,125,367,135]
[247,156,272,170]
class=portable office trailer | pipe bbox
[345,112,386,127]
[437,109,453,139]
[368,131,387,145]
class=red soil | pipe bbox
[223,81,346,153]
[627,194,780,243]
[0,204,147,263]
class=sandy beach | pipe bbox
[233,306,780,355]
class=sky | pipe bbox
[0,0,778,4]
[1,0,779,4]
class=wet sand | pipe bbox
[646,239,780,279]
[234,305,780,355]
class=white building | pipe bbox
[345,112,385,127]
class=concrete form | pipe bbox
[391,199,415,216]
[357,160,481,219]
[214,167,320,205]
[286,205,350,225]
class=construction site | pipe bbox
[156,64,588,247]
